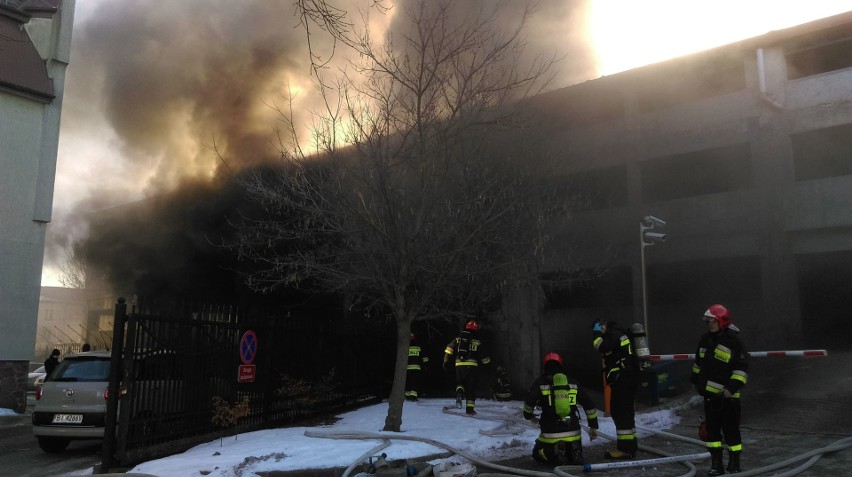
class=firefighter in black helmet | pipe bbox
[443,319,490,415]
[405,332,429,401]
[691,304,749,475]
[523,352,599,465]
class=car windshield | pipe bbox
[49,358,111,382]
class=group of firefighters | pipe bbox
[406,303,748,475]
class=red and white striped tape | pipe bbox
[649,349,828,361]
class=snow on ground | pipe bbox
[123,398,681,477]
[0,397,683,476]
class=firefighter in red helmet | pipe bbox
[523,352,599,466]
[443,319,490,414]
[691,304,749,475]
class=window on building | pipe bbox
[640,143,753,202]
[791,123,852,181]
[635,53,746,113]
[563,165,629,212]
[786,25,852,79]
[795,249,852,347]
[647,256,762,305]
[527,82,625,129]
[542,266,633,309]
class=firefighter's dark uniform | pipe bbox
[691,325,749,473]
[444,330,490,414]
[523,361,599,465]
[406,336,429,401]
[593,324,640,458]
[493,367,512,401]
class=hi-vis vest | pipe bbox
[407,344,429,371]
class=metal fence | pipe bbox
[101,299,392,470]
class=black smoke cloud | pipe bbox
[52,0,594,300]
[74,0,307,184]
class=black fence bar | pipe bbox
[102,301,391,467]
[99,298,127,474]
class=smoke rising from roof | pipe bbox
[46,0,594,296]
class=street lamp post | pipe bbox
[639,215,667,347]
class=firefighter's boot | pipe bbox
[570,441,585,465]
[605,449,634,460]
[726,451,741,473]
[554,441,569,464]
[707,447,725,476]
[455,389,464,409]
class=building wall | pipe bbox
[35,287,88,360]
[0,1,74,412]
[494,12,852,387]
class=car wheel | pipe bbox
[37,436,70,453]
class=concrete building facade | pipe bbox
[0,0,74,412]
[494,11,852,385]
[35,286,87,359]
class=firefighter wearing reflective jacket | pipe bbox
[593,320,640,459]
[406,333,429,401]
[691,304,749,475]
[523,352,599,466]
[443,320,490,415]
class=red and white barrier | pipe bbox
[649,349,828,361]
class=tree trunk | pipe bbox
[383,317,412,431]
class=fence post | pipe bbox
[99,297,127,474]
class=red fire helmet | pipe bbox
[704,304,732,328]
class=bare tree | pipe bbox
[235,0,563,431]
[58,243,87,289]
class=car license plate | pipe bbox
[52,414,83,424]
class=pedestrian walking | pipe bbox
[691,304,749,475]
[44,348,61,377]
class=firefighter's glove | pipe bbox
[592,320,602,333]
[587,427,597,441]
[698,419,708,441]
[722,388,733,399]
[606,368,621,385]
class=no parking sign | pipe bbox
[238,330,257,383]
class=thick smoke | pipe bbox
[47,0,594,299]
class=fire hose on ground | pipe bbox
[306,403,852,477]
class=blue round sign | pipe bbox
[240,330,258,365]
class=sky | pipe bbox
[1,397,686,476]
[41,0,852,286]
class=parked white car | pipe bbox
[31,352,111,452]
[27,364,47,391]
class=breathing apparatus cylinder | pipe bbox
[629,323,651,370]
